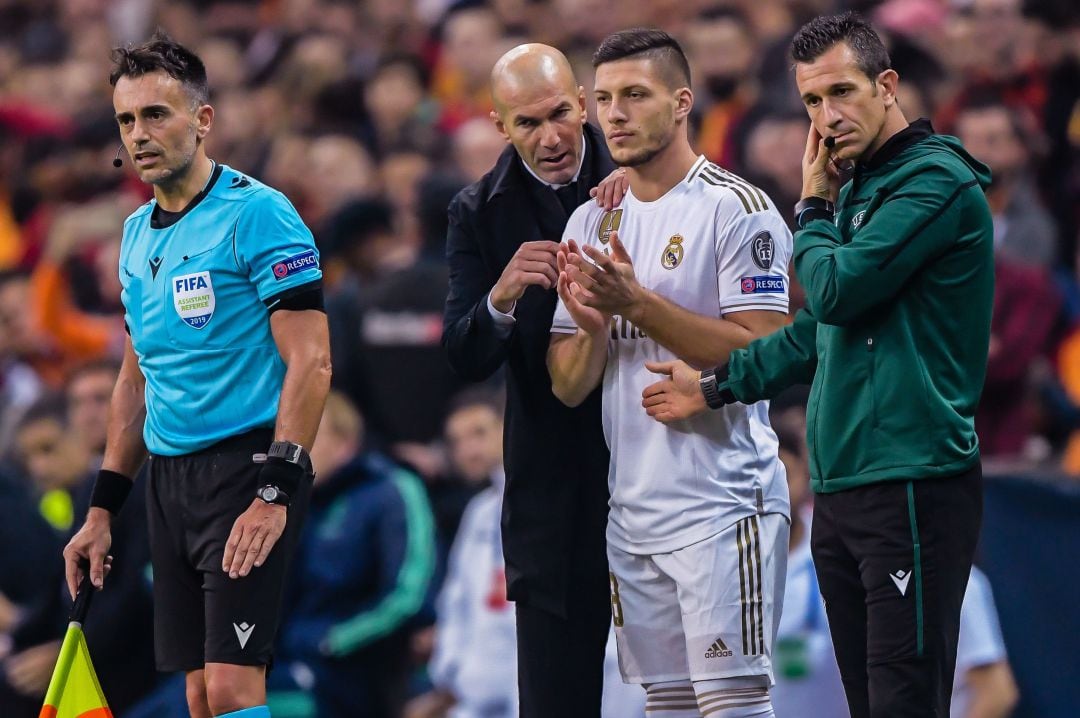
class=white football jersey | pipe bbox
[552,156,792,555]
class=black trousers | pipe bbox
[516,586,612,718]
[811,464,982,718]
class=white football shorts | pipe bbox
[608,512,789,685]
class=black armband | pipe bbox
[264,280,325,314]
[90,469,133,515]
[793,197,835,230]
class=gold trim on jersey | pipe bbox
[693,162,769,215]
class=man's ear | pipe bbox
[878,69,899,108]
[491,110,510,142]
[195,104,214,140]
[674,87,694,122]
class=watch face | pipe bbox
[259,486,280,502]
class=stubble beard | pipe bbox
[612,123,675,169]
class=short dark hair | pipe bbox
[592,28,691,89]
[65,358,121,392]
[446,386,505,421]
[790,12,891,82]
[109,30,209,107]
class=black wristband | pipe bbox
[793,196,835,230]
[257,457,307,500]
[90,469,133,515]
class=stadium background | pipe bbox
[0,0,1078,715]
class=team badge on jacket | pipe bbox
[661,234,684,269]
[172,271,215,329]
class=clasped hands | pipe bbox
[555,234,709,424]
[556,230,646,333]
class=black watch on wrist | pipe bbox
[256,484,290,506]
[699,368,725,410]
[266,440,312,474]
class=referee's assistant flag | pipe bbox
[38,573,112,718]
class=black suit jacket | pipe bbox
[442,124,615,618]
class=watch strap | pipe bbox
[265,440,313,474]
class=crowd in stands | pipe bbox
[0,0,1077,715]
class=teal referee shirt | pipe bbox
[119,163,321,455]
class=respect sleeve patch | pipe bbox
[740,276,786,294]
[271,250,319,281]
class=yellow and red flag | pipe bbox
[38,574,112,718]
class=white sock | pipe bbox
[644,679,701,716]
[692,676,774,717]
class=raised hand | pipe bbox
[489,240,562,313]
[589,167,629,211]
[557,240,610,335]
[575,231,647,320]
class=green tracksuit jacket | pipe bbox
[718,120,994,493]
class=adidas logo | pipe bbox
[229,175,251,189]
[704,636,733,659]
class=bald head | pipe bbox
[491,44,579,116]
[488,43,588,185]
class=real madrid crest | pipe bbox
[661,234,684,270]
[598,209,623,245]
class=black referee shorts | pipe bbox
[146,428,311,672]
[811,463,982,718]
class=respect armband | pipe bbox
[89,469,133,515]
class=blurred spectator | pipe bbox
[685,7,758,168]
[739,109,809,231]
[977,258,1063,458]
[432,6,505,131]
[407,390,513,718]
[770,407,849,718]
[14,397,90,534]
[365,53,441,156]
[6,388,155,715]
[324,193,466,451]
[380,146,432,252]
[951,567,1020,718]
[0,469,62,718]
[955,97,1059,267]
[272,391,436,718]
[408,390,643,718]
[451,117,507,184]
[29,199,132,368]
[0,270,59,389]
[0,271,44,459]
[64,359,119,465]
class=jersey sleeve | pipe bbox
[551,205,592,335]
[715,202,792,316]
[234,189,322,302]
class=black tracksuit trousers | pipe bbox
[811,463,982,718]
